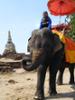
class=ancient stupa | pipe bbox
[3,31,16,55]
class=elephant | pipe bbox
[28,36,75,85]
[22,28,64,100]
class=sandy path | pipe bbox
[0,68,75,100]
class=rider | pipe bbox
[40,11,52,30]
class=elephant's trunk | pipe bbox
[22,48,44,71]
[22,58,40,71]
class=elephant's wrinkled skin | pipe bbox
[22,28,64,100]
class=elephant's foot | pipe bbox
[34,95,44,100]
[57,80,63,85]
[34,91,44,100]
[57,76,63,85]
[49,90,57,96]
[69,80,74,84]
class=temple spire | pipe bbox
[3,31,16,55]
[8,30,12,43]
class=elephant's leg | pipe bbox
[69,65,74,84]
[34,64,48,100]
[49,65,58,96]
[57,66,65,85]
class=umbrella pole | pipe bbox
[59,15,61,24]
[62,16,70,34]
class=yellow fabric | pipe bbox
[65,50,75,63]
[52,29,75,63]
[52,30,65,43]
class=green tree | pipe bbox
[66,14,75,41]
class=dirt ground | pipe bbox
[0,68,75,100]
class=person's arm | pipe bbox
[48,17,52,30]
[40,19,43,29]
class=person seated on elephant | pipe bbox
[40,11,52,30]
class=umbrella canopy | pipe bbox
[48,0,75,16]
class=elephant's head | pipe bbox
[22,28,63,71]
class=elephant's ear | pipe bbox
[27,29,40,52]
[53,34,63,53]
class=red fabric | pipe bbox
[48,0,75,16]
[65,37,75,50]
[52,23,71,30]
